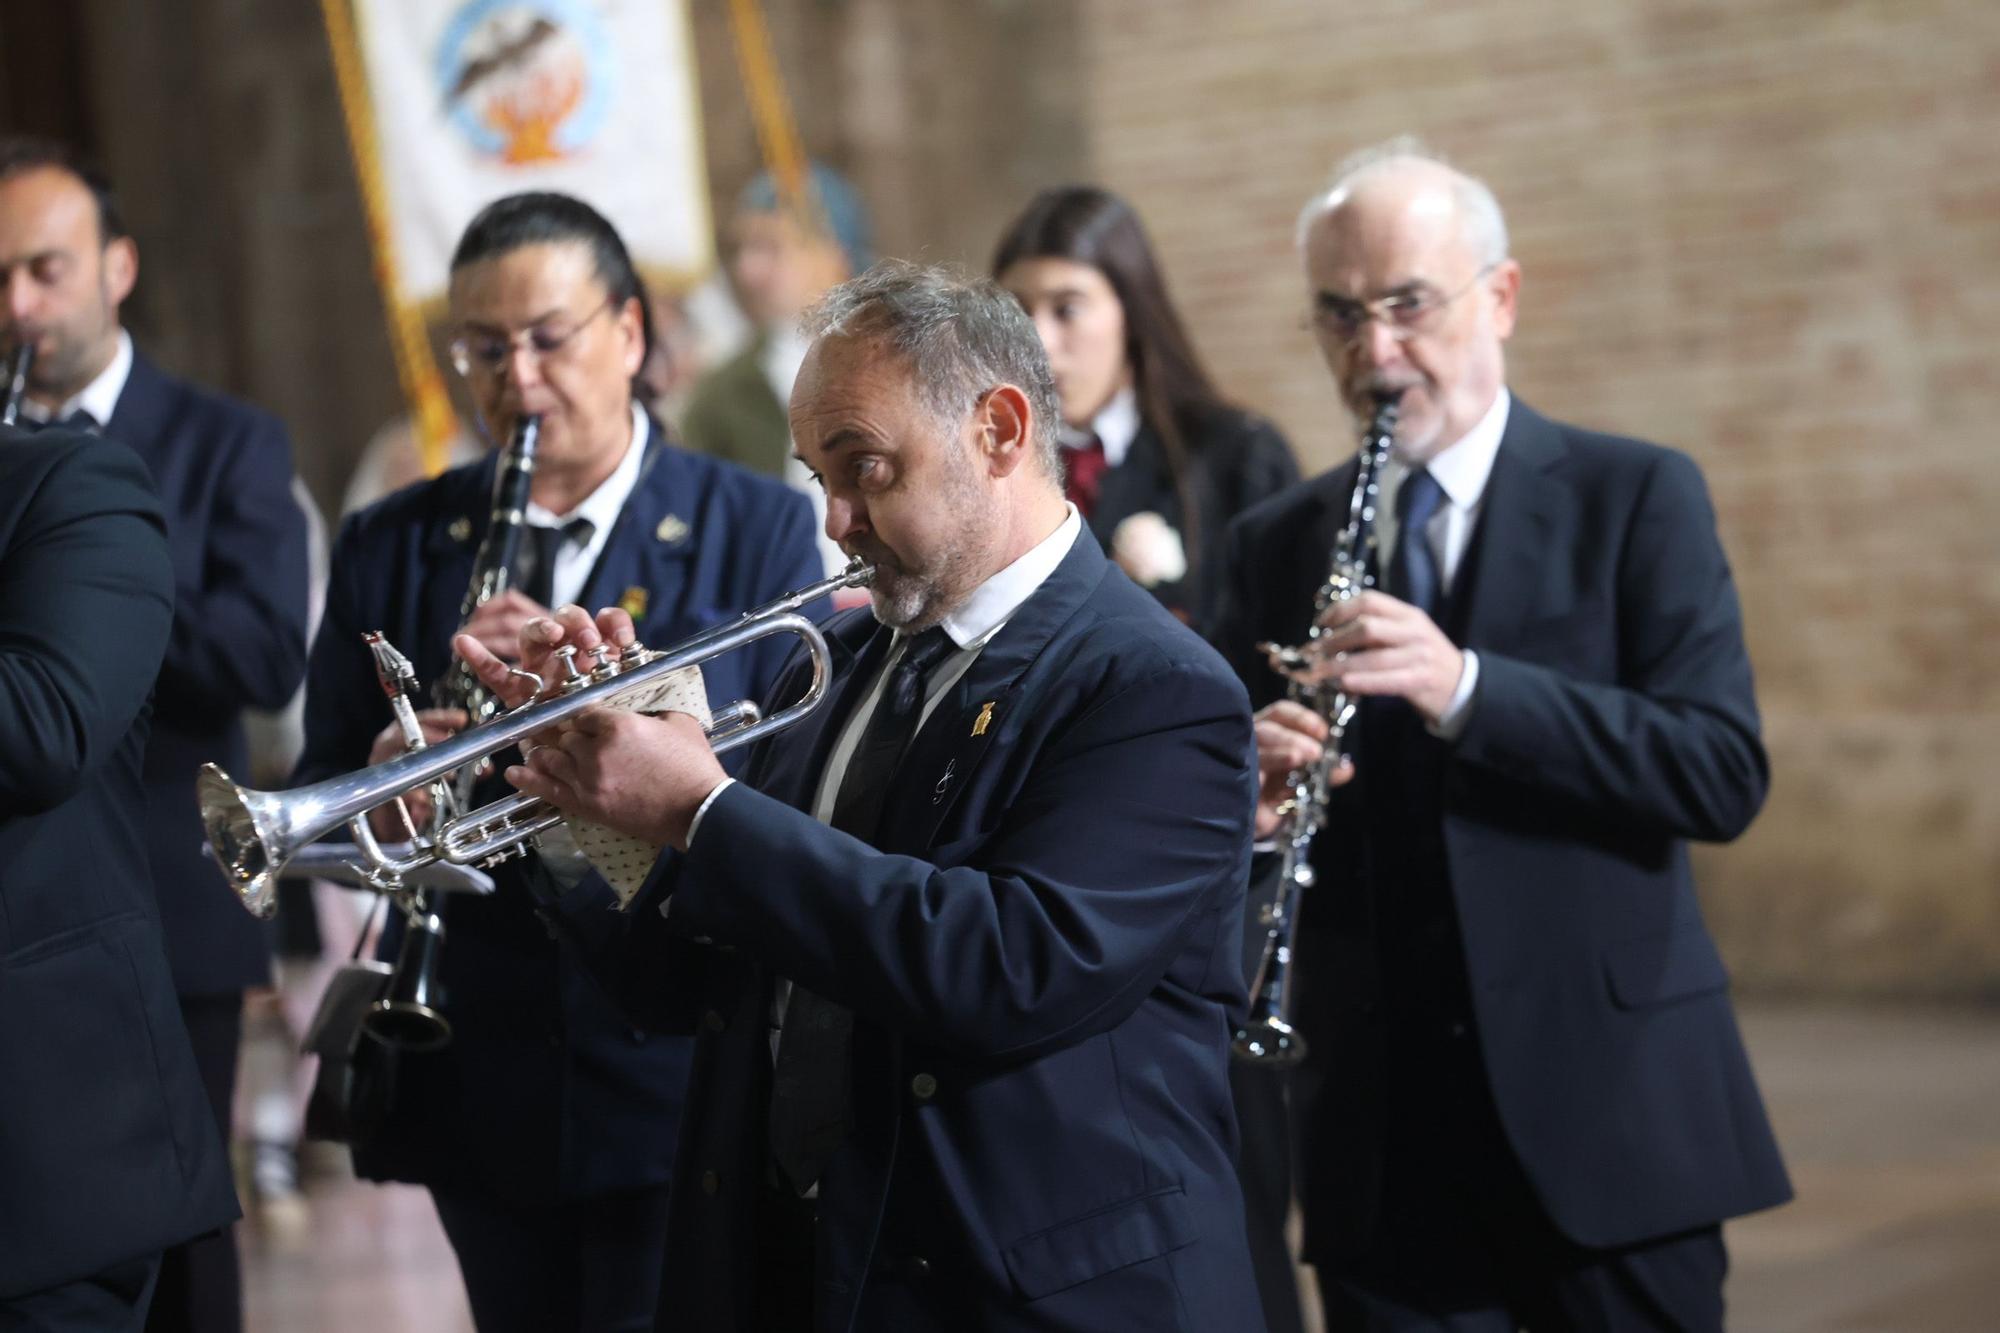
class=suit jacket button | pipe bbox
[702,1008,727,1034]
[906,1255,931,1279]
[910,1072,938,1100]
[700,1169,719,1197]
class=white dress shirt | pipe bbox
[1374,388,1511,737]
[522,402,649,610]
[1057,384,1141,466]
[523,403,648,887]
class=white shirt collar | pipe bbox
[925,503,1083,651]
[1414,387,1510,510]
[524,402,650,535]
[29,329,133,426]
[1057,385,1141,468]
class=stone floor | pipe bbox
[239,1001,2000,1331]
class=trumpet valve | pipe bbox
[478,842,530,868]
[553,644,588,685]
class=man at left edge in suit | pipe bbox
[0,137,311,1333]
[0,426,240,1331]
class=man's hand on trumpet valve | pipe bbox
[451,601,635,711]
[1269,589,1466,726]
[453,603,726,854]
[365,708,468,840]
[1253,700,1351,838]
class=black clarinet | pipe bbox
[1233,390,1402,1066]
[433,414,541,723]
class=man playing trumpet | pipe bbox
[456,261,1264,1331]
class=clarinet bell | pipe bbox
[362,906,452,1053]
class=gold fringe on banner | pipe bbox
[321,0,459,477]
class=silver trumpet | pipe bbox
[199,560,875,919]
[1233,390,1403,1066]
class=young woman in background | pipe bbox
[993,184,1298,637]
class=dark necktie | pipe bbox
[1389,468,1445,615]
[768,625,959,1195]
[1063,434,1110,519]
[516,517,594,608]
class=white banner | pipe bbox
[352,0,712,304]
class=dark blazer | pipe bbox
[552,531,1264,1332]
[295,422,825,1203]
[0,430,239,1298]
[107,348,312,996]
[1214,397,1791,1253]
[1087,406,1297,636]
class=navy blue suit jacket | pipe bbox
[107,348,312,995]
[1215,398,1792,1252]
[554,531,1265,1332]
[296,422,824,1202]
[0,430,239,1297]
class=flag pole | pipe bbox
[321,0,459,476]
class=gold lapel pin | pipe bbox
[618,586,649,621]
[971,701,995,737]
[448,516,473,542]
[655,514,690,545]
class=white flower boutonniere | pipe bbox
[1110,511,1188,588]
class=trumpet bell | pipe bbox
[199,763,298,920]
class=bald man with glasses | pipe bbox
[1216,141,1790,1331]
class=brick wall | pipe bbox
[1081,0,2000,995]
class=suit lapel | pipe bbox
[104,350,170,468]
[578,420,697,627]
[413,456,494,682]
[1453,399,1569,654]
[874,530,1107,853]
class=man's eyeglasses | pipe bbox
[449,295,616,378]
[1308,261,1501,344]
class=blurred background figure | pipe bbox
[993,185,1298,637]
[0,135,312,1333]
[679,160,873,577]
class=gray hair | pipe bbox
[1294,134,1510,266]
[802,260,1063,479]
